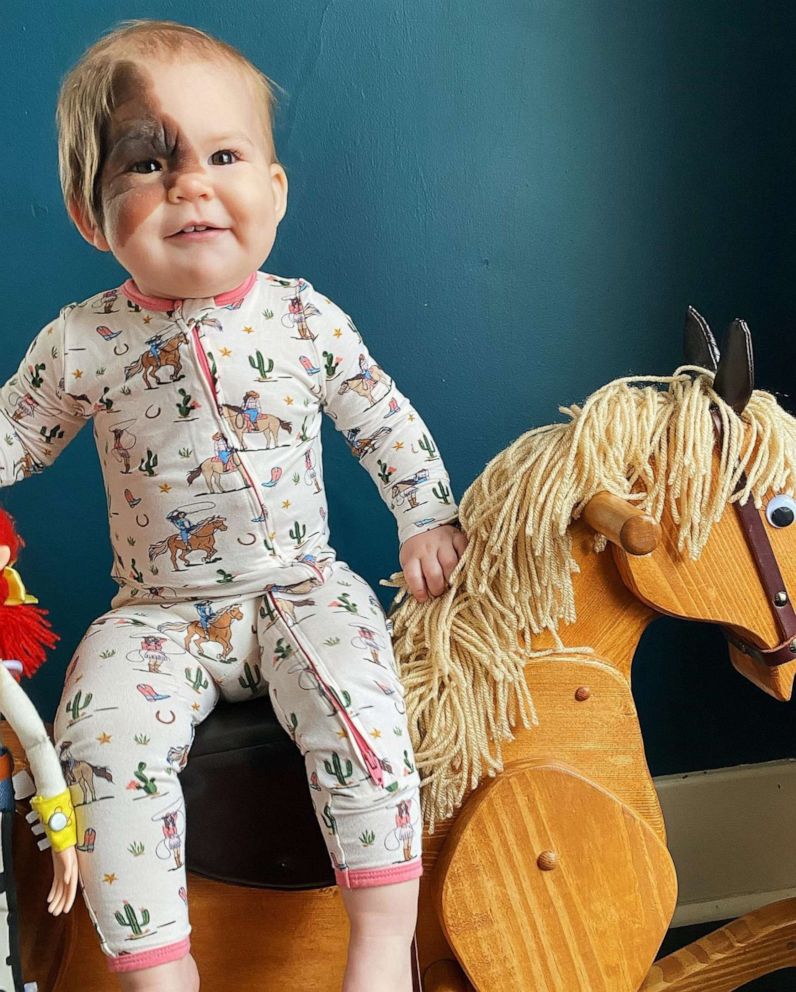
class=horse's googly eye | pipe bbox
[765,494,796,528]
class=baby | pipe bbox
[0,18,466,992]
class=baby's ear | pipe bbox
[68,198,111,252]
[270,163,288,225]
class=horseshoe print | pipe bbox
[145,405,161,419]
[155,710,176,725]
[237,533,257,546]
[136,513,150,528]
[113,342,130,356]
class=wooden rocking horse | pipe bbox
[8,306,796,991]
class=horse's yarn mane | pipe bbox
[383,367,796,831]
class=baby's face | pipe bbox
[75,56,287,300]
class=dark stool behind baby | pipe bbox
[182,696,334,889]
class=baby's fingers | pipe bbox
[402,557,428,603]
[422,552,446,598]
[437,543,461,586]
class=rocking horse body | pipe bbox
[11,309,796,991]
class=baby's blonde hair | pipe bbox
[56,19,280,233]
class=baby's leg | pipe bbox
[339,878,419,992]
[53,603,219,989]
[260,561,422,992]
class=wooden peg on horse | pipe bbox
[581,491,661,555]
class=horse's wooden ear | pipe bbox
[683,306,720,371]
[712,319,754,415]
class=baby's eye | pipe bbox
[210,149,240,166]
[129,159,161,174]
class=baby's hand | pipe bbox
[399,523,468,603]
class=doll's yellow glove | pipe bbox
[30,789,77,852]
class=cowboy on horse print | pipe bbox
[123,331,189,389]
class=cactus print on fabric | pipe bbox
[0,271,457,971]
[53,563,422,969]
[0,272,459,602]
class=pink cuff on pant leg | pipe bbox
[335,858,423,889]
[106,936,191,973]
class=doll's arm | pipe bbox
[0,306,89,488]
[0,665,78,913]
[47,847,78,915]
[0,664,65,798]
[306,281,459,545]
[0,665,76,849]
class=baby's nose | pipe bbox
[166,168,214,202]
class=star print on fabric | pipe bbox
[220,347,232,357]
[336,729,349,740]
[283,396,294,405]
[192,702,200,711]
[393,441,404,451]
[242,325,254,334]
[333,328,342,338]
[408,413,416,422]
[97,732,112,744]
[143,315,152,324]
[370,729,382,739]
[72,369,83,379]
[281,499,291,509]
[160,483,171,493]
[103,873,117,885]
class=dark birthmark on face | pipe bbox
[95,60,202,248]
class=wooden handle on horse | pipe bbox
[581,491,661,555]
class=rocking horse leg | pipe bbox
[640,898,796,991]
[436,758,677,991]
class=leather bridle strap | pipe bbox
[710,407,796,666]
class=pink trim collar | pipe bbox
[120,272,258,311]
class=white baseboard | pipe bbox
[653,759,796,927]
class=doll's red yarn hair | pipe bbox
[0,508,57,677]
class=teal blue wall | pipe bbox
[2,3,795,773]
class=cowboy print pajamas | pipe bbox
[0,271,459,972]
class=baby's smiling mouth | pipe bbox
[167,225,228,240]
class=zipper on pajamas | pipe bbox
[190,325,216,392]
[268,595,385,788]
[188,324,274,530]
[189,324,384,789]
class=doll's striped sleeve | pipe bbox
[0,306,89,487]
[305,281,459,546]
